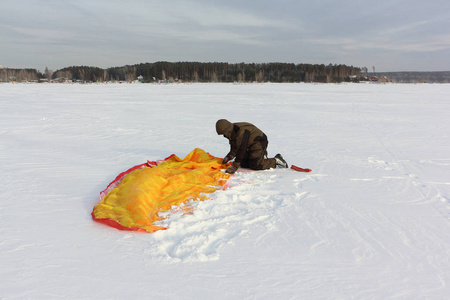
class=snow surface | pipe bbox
[1,82,450,299]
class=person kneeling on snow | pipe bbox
[216,119,288,174]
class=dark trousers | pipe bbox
[240,135,276,170]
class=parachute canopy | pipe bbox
[92,148,231,232]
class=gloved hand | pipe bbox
[222,154,234,164]
[226,162,240,174]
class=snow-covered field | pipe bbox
[1,82,450,299]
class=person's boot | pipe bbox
[274,154,288,168]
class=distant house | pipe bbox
[370,75,391,83]
[52,77,72,83]
[379,75,390,83]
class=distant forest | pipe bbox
[374,71,450,83]
[2,62,449,83]
[2,62,360,83]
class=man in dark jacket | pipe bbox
[216,119,288,174]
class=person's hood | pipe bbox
[216,119,233,137]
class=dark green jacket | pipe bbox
[216,119,267,163]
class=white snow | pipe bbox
[1,82,450,299]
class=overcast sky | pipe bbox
[1,0,449,72]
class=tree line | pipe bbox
[2,62,361,83]
[54,62,361,83]
[0,68,43,82]
[375,71,450,83]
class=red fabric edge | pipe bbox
[291,165,312,172]
[91,211,167,232]
[91,212,147,232]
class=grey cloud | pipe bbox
[1,0,449,71]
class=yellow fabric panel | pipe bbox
[93,148,230,232]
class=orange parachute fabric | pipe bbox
[92,148,231,232]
